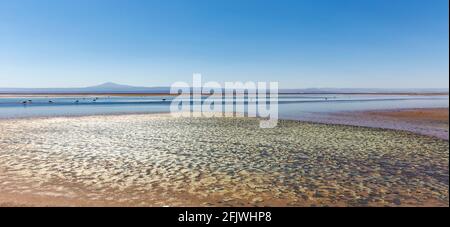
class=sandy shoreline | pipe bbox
[361,108,449,122]
[0,112,448,207]
[291,108,449,140]
[343,108,448,140]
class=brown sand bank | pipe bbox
[352,108,448,140]
[363,108,449,123]
[309,108,449,140]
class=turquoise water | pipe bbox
[0,94,448,119]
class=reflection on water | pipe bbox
[0,94,448,119]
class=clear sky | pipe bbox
[0,0,448,88]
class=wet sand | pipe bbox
[302,108,449,140]
[0,114,448,207]
[345,108,448,140]
[362,108,449,123]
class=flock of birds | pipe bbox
[19,96,337,105]
[21,97,98,105]
[20,97,168,105]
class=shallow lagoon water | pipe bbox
[0,94,448,119]
[0,115,448,206]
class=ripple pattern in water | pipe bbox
[0,114,448,206]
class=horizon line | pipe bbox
[0,82,448,90]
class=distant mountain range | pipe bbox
[0,82,170,93]
[0,82,448,94]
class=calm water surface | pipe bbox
[0,94,448,119]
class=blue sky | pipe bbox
[0,0,448,88]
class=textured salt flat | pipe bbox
[0,114,448,206]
